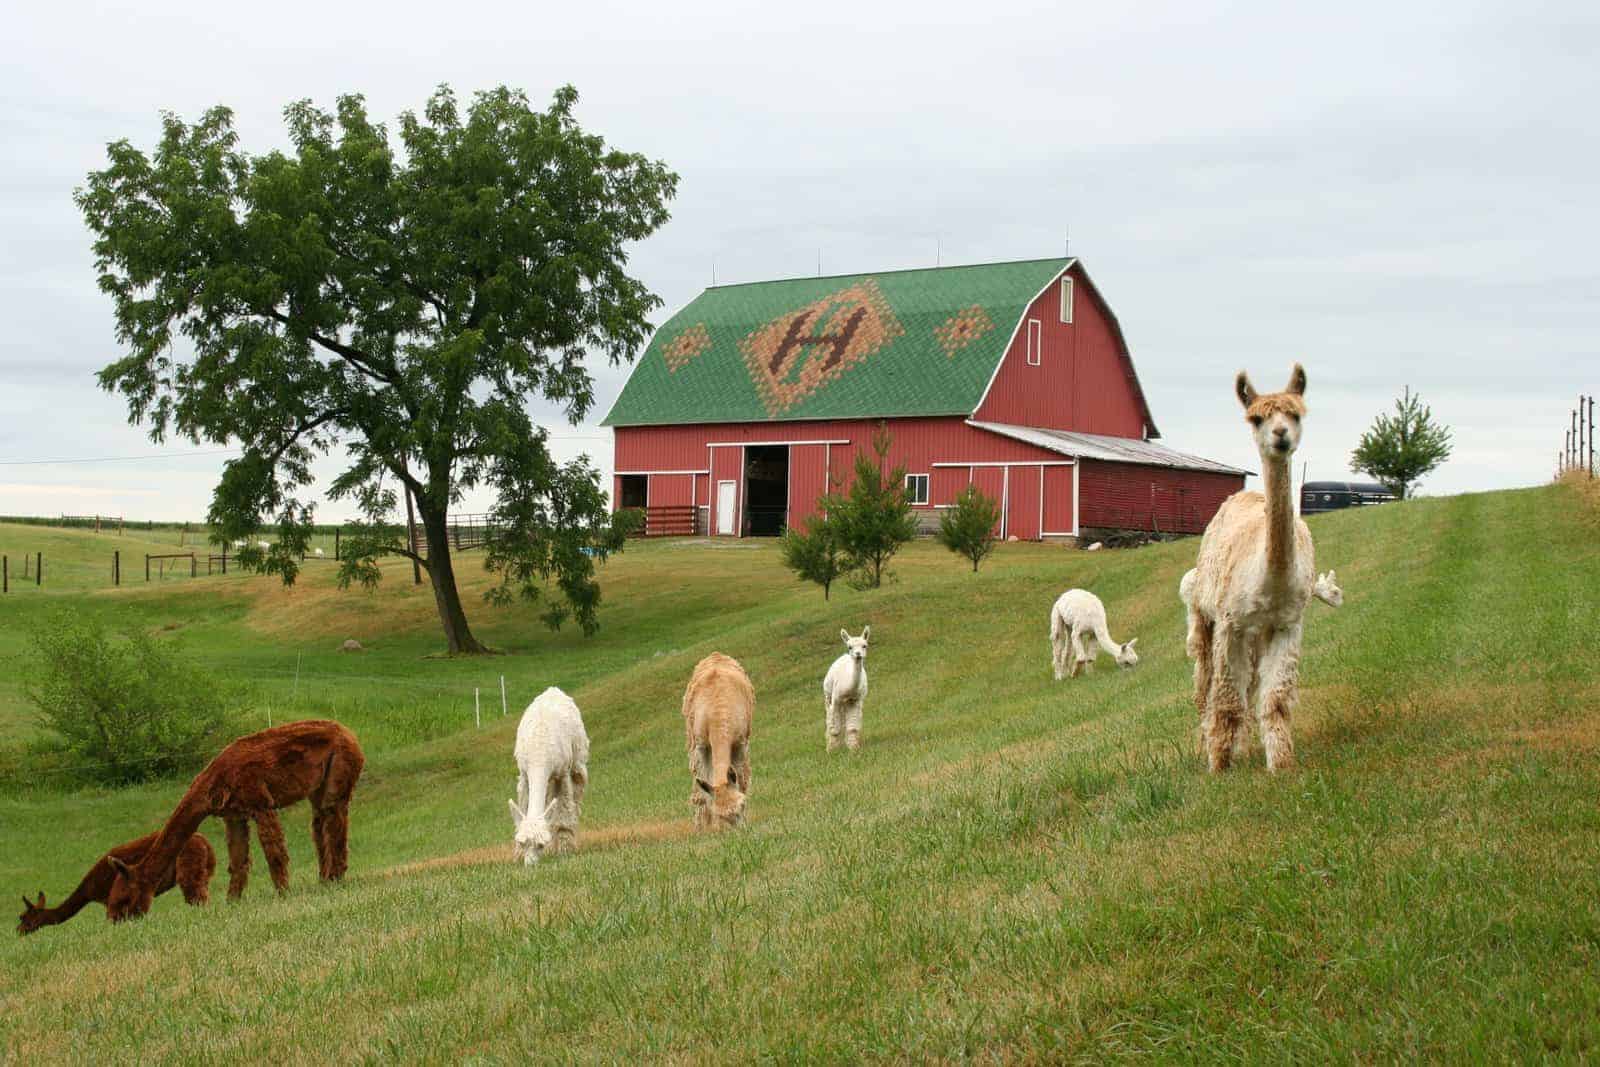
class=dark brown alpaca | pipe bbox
[106,720,364,921]
[16,831,215,935]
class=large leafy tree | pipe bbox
[1350,386,1453,499]
[77,85,677,653]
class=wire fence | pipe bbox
[1558,393,1595,479]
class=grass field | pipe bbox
[2,483,1598,1061]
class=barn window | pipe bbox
[1026,319,1042,366]
[617,475,647,509]
[905,473,930,505]
[1059,277,1074,323]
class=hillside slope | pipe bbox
[2,485,1598,1060]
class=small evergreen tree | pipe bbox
[1350,386,1454,499]
[779,514,847,599]
[937,485,1001,572]
[827,424,920,589]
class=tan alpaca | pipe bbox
[1187,364,1315,772]
[682,653,754,830]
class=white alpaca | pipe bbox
[822,627,870,752]
[1188,364,1315,773]
[1050,590,1139,680]
[507,687,590,865]
[1181,567,1341,610]
[312,547,325,559]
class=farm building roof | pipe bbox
[602,257,1075,427]
[969,421,1253,476]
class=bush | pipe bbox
[780,514,848,599]
[937,485,1001,572]
[24,615,243,785]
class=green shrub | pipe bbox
[937,485,1002,572]
[780,514,848,599]
[825,424,920,589]
[24,614,244,784]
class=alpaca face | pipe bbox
[105,869,154,922]
[16,893,46,936]
[1236,364,1307,461]
[1314,569,1344,607]
[694,773,746,830]
[1115,638,1140,669]
[508,797,560,865]
[840,626,870,663]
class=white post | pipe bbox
[475,688,481,729]
[267,705,273,728]
[500,675,508,716]
[292,652,302,703]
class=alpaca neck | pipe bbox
[1262,452,1296,576]
[843,657,864,692]
[1093,623,1122,659]
[35,883,94,927]
[136,795,210,884]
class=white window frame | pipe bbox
[1026,318,1042,366]
[1059,277,1074,324]
[904,472,930,506]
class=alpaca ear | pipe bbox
[695,777,713,794]
[21,895,32,911]
[1326,569,1336,581]
[1235,372,1257,409]
[106,856,131,877]
[840,629,850,645]
[508,798,525,826]
[1125,638,1138,650]
[35,892,45,907]
[542,797,561,821]
[861,625,870,643]
[1286,363,1306,396]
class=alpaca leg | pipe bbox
[1190,614,1215,754]
[1203,627,1249,773]
[1068,629,1088,678]
[1256,627,1302,772]
[254,810,291,894]
[1082,633,1098,674]
[825,695,843,752]
[321,805,351,881]
[224,817,251,900]
[844,700,864,751]
[1051,626,1069,681]
[733,740,753,795]
[178,840,215,906]
[688,744,711,814]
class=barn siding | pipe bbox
[1006,465,1043,540]
[788,443,830,529]
[972,265,1148,438]
[971,467,1006,536]
[1076,460,1243,535]
[647,473,695,507]
[1043,465,1076,535]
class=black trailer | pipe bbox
[1301,480,1397,515]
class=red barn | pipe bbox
[603,258,1246,540]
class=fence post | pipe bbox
[114,550,120,586]
[501,675,508,717]
[475,688,482,729]
[222,548,227,575]
[3,555,7,594]
[145,555,150,582]
[36,552,41,586]
[334,528,340,561]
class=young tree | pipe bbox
[1350,386,1454,499]
[827,424,920,589]
[77,85,677,652]
[779,514,847,600]
[937,485,1001,572]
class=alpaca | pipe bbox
[105,720,364,920]
[1050,589,1139,680]
[1312,569,1343,608]
[822,627,870,752]
[16,832,214,935]
[682,653,754,831]
[508,687,590,865]
[1187,364,1315,773]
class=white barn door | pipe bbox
[716,480,737,536]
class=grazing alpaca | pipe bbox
[1187,364,1315,773]
[508,687,590,865]
[682,653,754,831]
[822,627,870,752]
[17,832,214,935]
[1050,589,1139,680]
[105,720,364,920]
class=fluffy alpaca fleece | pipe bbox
[682,653,754,830]
[1050,589,1139,680]
[508,687,590,865]
[105,720,364,920]
[822,627,870,752]
[1186,364,1316,773]
[17,832,214,934]
[1181,567,1342,613]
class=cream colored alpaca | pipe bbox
[823,627,870,751]
[682,653,754,831]
[1049,590,1139,680]
[1187,364,1316,772]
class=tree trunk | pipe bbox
[418,504,489,655]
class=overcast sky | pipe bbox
[3,0,1595,521]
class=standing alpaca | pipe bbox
[17,832,214,935]
[822,627,870,752]
[105,720,364,920]
[1181,567,1342,610]
[682,653,754,831]
[508,687,590,865]
[1187,364,1315,773]
[1050,590,1139,680]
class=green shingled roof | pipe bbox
[601,258,1071,426]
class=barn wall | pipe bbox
[1006,465,1043,540]
[1043,465,1076,535]
[972,264,1148,439]
[647,473,695,506]
[788,443,830,529]
[1076,460,1244,535]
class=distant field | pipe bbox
[1,485,1598,1060]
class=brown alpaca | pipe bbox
[106,720,364,920]
[682,653,754,831]
[16,832,215,935]
[1186,364,1316,773]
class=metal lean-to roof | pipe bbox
[969,421,1253,476]
[602,258,1072,427]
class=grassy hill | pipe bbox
[1,484,1598,1060]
